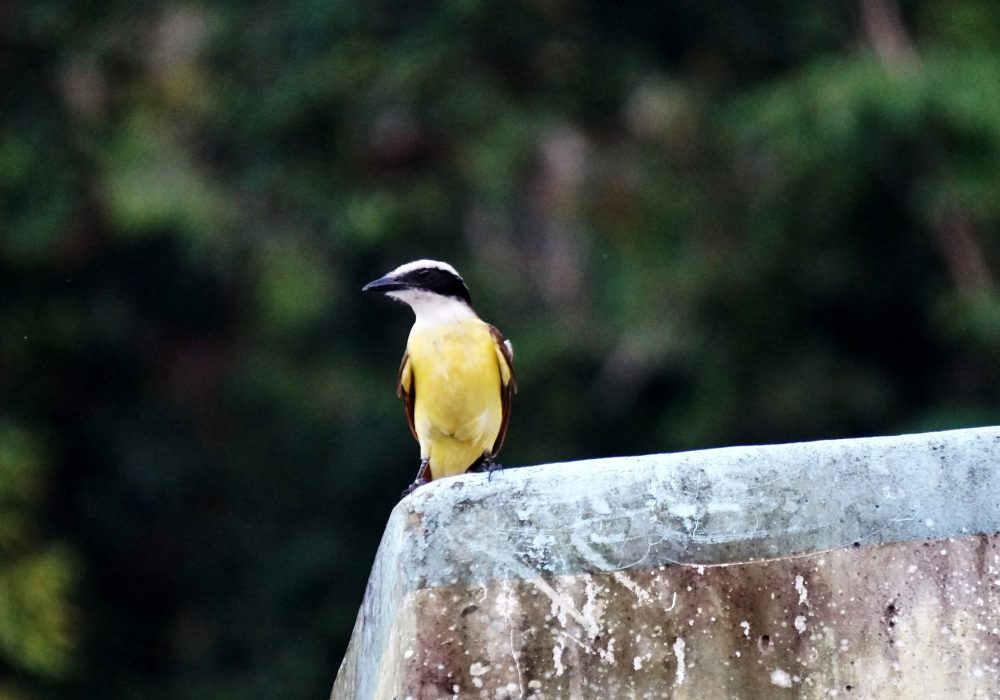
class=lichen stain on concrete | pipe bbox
[390,533,1000,699]
[794,573,809,606]
[671,636,686,685]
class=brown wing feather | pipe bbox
[396,350,418,441]
[489,324,516,457]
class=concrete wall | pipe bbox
[330,426,1000,699]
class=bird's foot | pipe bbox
[401,477,428,498]
[400,458,432,498]
[484,457,503,481]
[469,455,503,480]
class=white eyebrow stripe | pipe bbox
[388,259,462,279]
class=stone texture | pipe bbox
[385,534,1000,699]
[331,426,1000,699]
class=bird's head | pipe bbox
[363,259,474,323]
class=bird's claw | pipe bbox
[487,462,503,481]
[401,477,428,498]
[468,455,503,480]
[401,459,431,498]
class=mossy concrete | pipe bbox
[331,426,1000,699]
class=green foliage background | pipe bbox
[2,0,999,697]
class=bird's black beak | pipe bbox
[362,275,409,294]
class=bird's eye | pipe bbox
[417,269,430,278]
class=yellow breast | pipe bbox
[406,320,503,479]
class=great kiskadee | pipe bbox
[362,260,516,492]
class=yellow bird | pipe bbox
[363,260,516,493]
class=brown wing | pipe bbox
[396,350,417,441]
[489,324,517,456]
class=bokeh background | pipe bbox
[3,0,1000,697]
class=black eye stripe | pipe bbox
[402,267,471,304]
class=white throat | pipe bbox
[388,289,478,327]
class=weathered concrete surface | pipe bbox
[383,534,1000,698]
[331,426,1000,699]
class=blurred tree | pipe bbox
[0,424,76,700]
[1,0,998,698]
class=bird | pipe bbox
[362,259,516,494]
